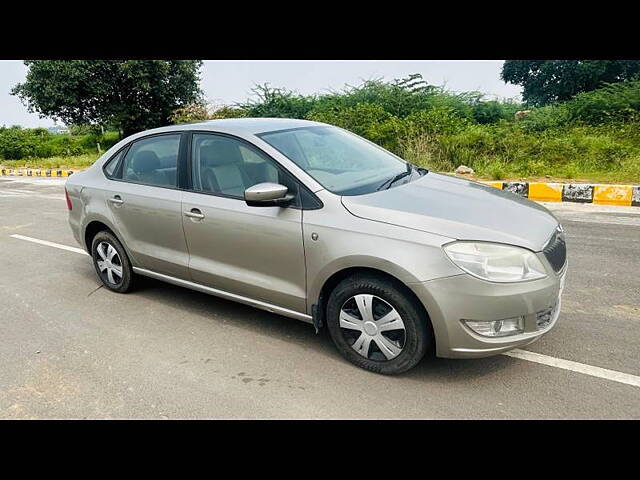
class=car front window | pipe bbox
[258,126,414,196]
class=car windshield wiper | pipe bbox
[376,164,414,191]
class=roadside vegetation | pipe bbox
[3,63,640,183]
[171,75,640,183]
[0,126,117,169]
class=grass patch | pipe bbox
[400,123,640,184]
[0,153,100,170]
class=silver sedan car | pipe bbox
[66,118,566,374]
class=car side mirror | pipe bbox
[244,182,294,207]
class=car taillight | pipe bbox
[65,187,73,211]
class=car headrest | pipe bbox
[200,141,243,167]
[132,150,160,173]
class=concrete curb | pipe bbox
[482,181,640,207]
[0,168,76,178]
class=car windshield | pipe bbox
[258,125,418,196]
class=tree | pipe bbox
[501,60,640,106]
[12,60,203,137]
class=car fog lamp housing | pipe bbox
[462,316,525,337]
[443,241,547,283]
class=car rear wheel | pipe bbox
[91,231,134,293]
[326,274,431,375]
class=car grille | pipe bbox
[543,227,566,273]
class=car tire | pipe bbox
[91,231,134,293]
[326,273,432,375]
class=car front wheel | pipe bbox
[326,273,431,375]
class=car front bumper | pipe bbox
[408,267,566,359]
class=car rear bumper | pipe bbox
[408,268,566,359]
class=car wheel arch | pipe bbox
[309,256,421,307]
[313,266,434,347]
[84,219,130,259]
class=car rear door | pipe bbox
[181,132,308,314]
[104,132,190,279]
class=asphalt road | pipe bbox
[1,177,638,419]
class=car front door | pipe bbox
[181,132,307,314]
[104,133,190,279]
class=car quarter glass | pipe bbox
[103,148,126,178]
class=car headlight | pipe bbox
[443,241,547,283]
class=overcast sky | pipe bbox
[0,60,522,128]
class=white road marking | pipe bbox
[0,193,62,200]
[566,234,640,243]
[10,234,88,256]
[542,203,640,227]
[0,177,67,186]
[1,188,38,194]
[555,215,640,227]
[541,202,640,215]
[503,349,640,388]
[7,233,640,389]
[0,187,63,200]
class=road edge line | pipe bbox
[503,349,640,388]
[9,234,89,256]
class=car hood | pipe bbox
[341,173,559,251]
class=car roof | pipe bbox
[144,117,327,137]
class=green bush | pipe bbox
[169,102,211,124]
[567,80,640,124]
[0,125,119,161]
[472,100,521,124]
[0,126,45,159]
[0,153,99,169]
[518,80,640,131]
[307,103,404,151]
[240,84,317,119]
[398,134,455,172]
[309,76,443,118]
[518,104,571,131]
[404,107,471,136]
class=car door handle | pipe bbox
[184,208,205,220]
[108,195,124,206]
